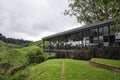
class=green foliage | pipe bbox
[0,38,55,79]
[64,0,120,24]
[0,62,13,76]
[0,33,31,45]
[0,76,5,80]
[26,40,43,48]
[12,74,27,80]
[55,50,91,60]
[27,50,45,64]
[0,46,43,77]
[0,63,13,71]
[10,59,62,80]
[0,40,21,53]
[0,44,55,78]
[89,46,120,60]
[44,53,55,59]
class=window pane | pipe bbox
[104,26,109,36]
[99,27,103,35]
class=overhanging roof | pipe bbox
[42,17,120,40]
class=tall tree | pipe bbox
[64,0,120,24]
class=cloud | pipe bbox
[0,0,81,41]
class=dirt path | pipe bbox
[60,61,64,80]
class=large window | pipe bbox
[90,28,98,37]
[99,36,103,43]
[83,37,89,47]
[90,28,98,46]
[99,27,103,36]
[51,38,58,49]
[110,25,115,35]
[103,36,109,42]
[103,26,109,36]
[58,37,63,49]
[90,28,98,36]
[43,40,50,49]
[70,32,83,49]
[93,37,98,43]
[83,29,90,37]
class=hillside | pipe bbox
[0,45,54,79]
[0,40,54,79]
[9,59,120,80]
[0,33,31,45]
[26,40,43,48]
[0,40,22,53]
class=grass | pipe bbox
[64,59,120,80]
[9,59,120,80]
[91,58,120,67]
[10,59,62,80]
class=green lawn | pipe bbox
[91,58,120,67]
[10,59,62,80]
[10,59,120,80]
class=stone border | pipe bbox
[89,61,120,73]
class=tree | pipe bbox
[0,33,31,45]
[64,0,120,24]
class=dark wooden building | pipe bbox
[42,17,120,52]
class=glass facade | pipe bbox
[43,19,120,52]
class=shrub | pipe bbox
[55,49,91,60]
[89,46,120,60]
[10,63,28,75]
[0,62,13,76]
[47,56,55,59]
[27,50,45,64]
[12,74,27,80]
[0,76,5,80]
[55,46,120,60]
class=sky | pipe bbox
[0,0,82,41]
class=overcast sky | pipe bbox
[0,0,82,41]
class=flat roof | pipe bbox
[42,17,120,40]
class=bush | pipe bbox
[89,46,120,60]
[10,63,28,75]
[12,74,27,80]
[47,56,55,59]
[0,62,13,76]
[55,49,91,60]
[27,50,45,64]
[75,49,92,60]
[55,46,120,60]
[0,76,5,80]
